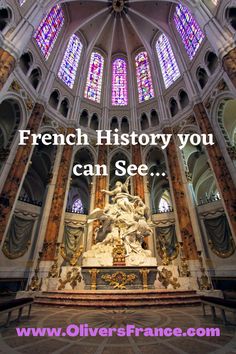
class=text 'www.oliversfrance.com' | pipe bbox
[16,325,221,337]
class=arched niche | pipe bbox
[59,98,69,118]
[79,110,89,127]
[49,90,60,110]
[66,148,94,214]
[121,117,129,133]
[150,110,159,127]
[140,113,149,130]
[146,147,171,213]
[196,67,208,89]
[221,99,236,146]
[0,99,21,170]
[29,67,42,90]
[0,7,12,32]
[90,113,99,130]
[19,52,33,75]
[19,136,57,205]
[181,139,218,204]
[111,117,119,131]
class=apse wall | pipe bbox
[0,0,235,291]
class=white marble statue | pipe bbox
[83,178,157,267]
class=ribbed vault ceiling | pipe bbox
[65,1,173,56]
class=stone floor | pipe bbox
[0,305,235,354]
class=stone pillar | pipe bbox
[223,48,236,89]
[132,144,145,201]
[94,145,108,209]
[42,128,75,261]
[163,128,198,260]
[92,145,108,244]
[0,48,15,91]
[193,103,236,237]
[0,103,45,241]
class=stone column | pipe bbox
[94,145,108,209]
[163,127,198,260]
[0,48,15,91]
[132,144,145,201]
[193,103,236,237]
[223,48,236,89]
[0,103,45,241]
[92,145,108,244]
[42,128,75,261]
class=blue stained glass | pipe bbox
[135,51,154,103]
[84,52,104,103]
[58,34,83,89]
[174,3,205,60]
[156,34,181,89]
[112,58,128,106]
[33,5,64,60]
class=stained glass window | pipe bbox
[135,51,154,103]
[159,198,169,212]
[84,52,104,103]
[19,0,26,5]
[156,34,181,89]
[112,58,128,106]
[33,5,64,60]
[58,34,83,89]
[72,199,84,214]
[174,3,205,60]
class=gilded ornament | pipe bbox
[208,239,235,258]
[89,268,100,290]
[58,268,82,290]
[9,80,21,92]
[158,268,180,289]
[113,240,126,266]
[139,268,150,290]
[2,239,31,259]
[102,271,136,289]
[25,97,34,111]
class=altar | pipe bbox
[24,177,212,304]
[82,266,158,290]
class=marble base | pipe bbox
[42,266,85,292]
[155,265,198,291]
[83,256,157,267]
[197,290,223,298]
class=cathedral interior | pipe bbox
[0,0,236,352]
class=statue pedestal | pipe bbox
[81,266,158,290]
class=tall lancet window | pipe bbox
[174,3,205,60]
[19,0,26,5]
[58,34,83,89]
[156,34,181,89]
[135,51,154,103]
[112,58,128,106]
[33,5,64,60]
[84,52,104,103]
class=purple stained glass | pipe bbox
[135,51,154,103]
[112,58,128,106]
[19,0,26,5]
[84,52,104,103]
[34,5,64,60]
[156,34,181,89]
[174,3,205,60]
[72,199,84,214]
[58,34,83,89]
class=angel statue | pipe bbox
[101,176,137,213]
